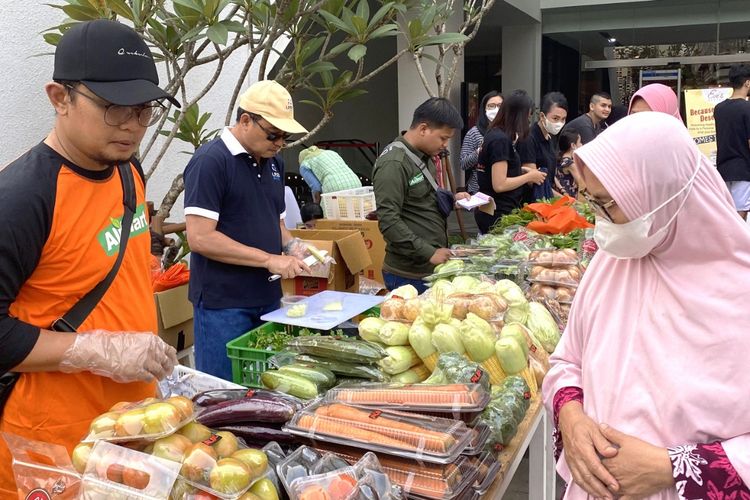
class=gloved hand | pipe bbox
[282,237,308,259]
[59,330,178,383]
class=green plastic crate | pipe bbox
[226,306,382,387]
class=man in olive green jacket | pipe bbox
[373,97,469,293]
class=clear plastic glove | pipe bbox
[283,237,308,259]
[59,330,178,383]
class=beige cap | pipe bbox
[238,80,308,134]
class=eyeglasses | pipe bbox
[66,85,165,127]
[250,114,290,143]
[581,188,617,222]
[486,103,502,110]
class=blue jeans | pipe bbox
[193,301,279,382]
[382,271,428,294]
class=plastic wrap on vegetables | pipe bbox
[424,352,490,392]
[357,317,386,343]
[419,300,454,327]
[377,321,411,346]
[378,346,421,375]
[459,313,506,385]
[389,364,431,384]
[286,337,386,364]
[431,323,465,356]
[408,320,438,372]
[495,280,530,324]
[494,336,537,396]
[294,354,389,381]
[525,302,562,353]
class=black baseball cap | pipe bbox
[53,19,180,107]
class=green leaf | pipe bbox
[299,99,324,110]
[304,61,338,74]
[368,23,398,39]
[107,0,134,20]
[351,15,367,35]
[318,10,352,34]
[368,2,394,28]
[180,24,207,43]
[355,0,369,23]
[347,43,367,62]
[43,32,62,46]
[61,4,101,21]
[320,69,334,88]
[417,32,469,47]
[111,217,122,229]
[337,88,368,101]
[408,18,423,40]
[327,41,354,57]
[298,36,325,64]
[220,20,247,33]
[173,0,203,13]
[206,22,229,44]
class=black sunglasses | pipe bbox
[247,114,290,143]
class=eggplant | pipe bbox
[196,393,300,427]
[217,424,297,444]
[193,388,304,409]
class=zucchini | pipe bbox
[295,354,389,381]
[278,363,336,388]
[286,336,386,364]
[261,370,322,400]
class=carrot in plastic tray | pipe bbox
[286,402,472,462]
[312,444,478,500]
[326,383,489,411]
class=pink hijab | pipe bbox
[542,112,750,499]
[628,83,681,119]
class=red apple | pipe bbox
[178,422,213,443]
[71,442,93,474]
[209,457,251,495]
[114,408,146,437]
[152,433,192,463]
[143,402,181,435]
[166,396,194,419]
[122,466,151,490]
[181,443,218,484]
[212,431,239,459]
[88,411,119,437]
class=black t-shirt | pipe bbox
[519,123,558,181]
[562,113,599,144]
[714,98,750,182]
[184,131,286,309]
[476,128,524,215]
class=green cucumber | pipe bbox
[278,363,336,388]
[261,370,322,400]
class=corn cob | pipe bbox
[422,352,439,372]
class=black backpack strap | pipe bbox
[51,162,137,333]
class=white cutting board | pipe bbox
[260,290,384,330]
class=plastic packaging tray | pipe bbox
[284,401,473,464]
[312,444,479,500]
[462,421,491,456]
[527,248,580,268]
[528,283,576,304]
[325,383,490,413]
[469,451,501,495]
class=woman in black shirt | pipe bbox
[475,90,547,233]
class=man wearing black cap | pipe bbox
[0,20,178,492]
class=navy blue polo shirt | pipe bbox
[184,128,286,309]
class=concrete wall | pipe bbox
[0,2,268,221]
[502,24,543,103]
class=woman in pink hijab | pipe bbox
[629,83,682,119]
[542,112,750,500]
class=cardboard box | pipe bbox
[314,219,385,284]
[154,284,194,352]
[283,229,372,296]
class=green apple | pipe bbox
[209,457,251,495]
[178,422,213,443]
[143,402,181,435]
[152,434,192,463]
[181,443,217,484]
[231,449,268,480]
[212,431,239,459]
[88,411,119,437]
[114,408,146,437]
[71,442,93,474]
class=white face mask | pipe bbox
[486,108,498,122]
[544,118,565,135]
[594,162,701,259]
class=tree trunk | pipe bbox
[156,173,185,221]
